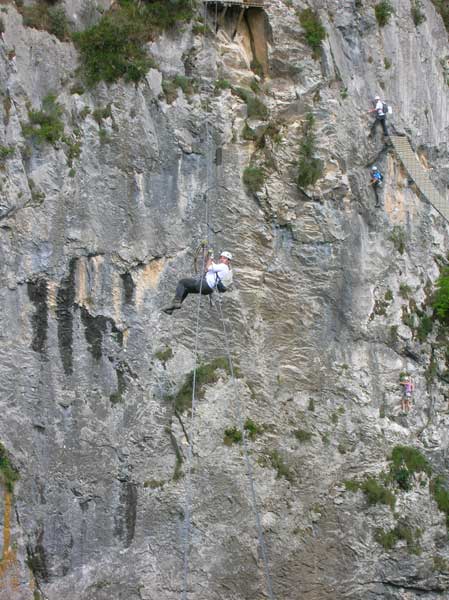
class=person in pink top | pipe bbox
[400,376,414,412]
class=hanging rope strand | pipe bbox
[181,245,207,600]
[182,5,213,594]
[215,299,276,600]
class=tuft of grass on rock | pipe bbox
[297,113,323,189]
[22,93,64,144]
[244,418,263,440]
[389,445,431,491]
[298,8,326,58]
[21,2,71,41]
[361,477,396,508]
[375,0,394,26]
[155,347,173,364]
[294,429,313,442]
[223,426,242,445]
[0,443,19,493]
[268,449,293,481]
[243,166,265,193]
[375,522,422,554]
[172,357,230,414]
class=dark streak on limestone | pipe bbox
[56,259,77,376]
[27,278,48,354]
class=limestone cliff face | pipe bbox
[1,1,449,598]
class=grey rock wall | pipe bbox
[1,0,449,598]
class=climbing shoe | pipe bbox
[162,299,182,315]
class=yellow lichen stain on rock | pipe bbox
[0,489,20,593]
[90,255,105,298]
[135,259,165,309]
[46,281,58,314]
[74,257,88,306]
[111,271,123,325]
[384,155,415,224]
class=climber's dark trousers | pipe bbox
[371,115,388,136]
[175,277,214,303]
[373,183,381,207]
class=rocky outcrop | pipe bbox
[1,1,449,599]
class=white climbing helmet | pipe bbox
[374,95,380,100]
[220,251,233,260]
[372,165,378,171]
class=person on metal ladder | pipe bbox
[370,165,384,207]
[162,250,233,315]
[368,94,389,137]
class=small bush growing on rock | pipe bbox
[243,166,265,192]
[344,479,361,492]
[268,450,293,481]
[416,314,433,342]
[389,226,406,254]
[294,429,313,442]
[298,8,326,58]
[162,76,195,104]
[21,1,71,41]
[0,145,14,161]
[389,445,431,490]
[375,522,422,554]
[431,477,449,527]
[0,443,19,493]
[155,347,173,364]
[297,113,323,189]
[244,418,263,440]
[432,266,449,322]
[233,87,269,120]
[172,357,230,414]
[399,283,412,299]
[375,0,394,26]
[432,0,449,33]
[411,0,426,26]
[73,0,190,86]
[214,78,231,93]
[223,427,242,445]
[22,94,64,144]
[361,477,395,508]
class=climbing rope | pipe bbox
[182,3,275,598]
[215,299,276,600]
[181,245,207,600]
[181,7,214,597]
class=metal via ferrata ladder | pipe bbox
[389,135,449,222]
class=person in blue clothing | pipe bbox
[370,165,383,207]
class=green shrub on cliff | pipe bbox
[74,0,193,86]
[22,94,64,144]
[297,113,323,189]
[298,8,326,57]
[243,166,265,192]
[432,266,449,322]
[431,0,449,33]
[0,443,19,493]
[375,0,394,26]
[21,1,71,41]
[172,357,230,414]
